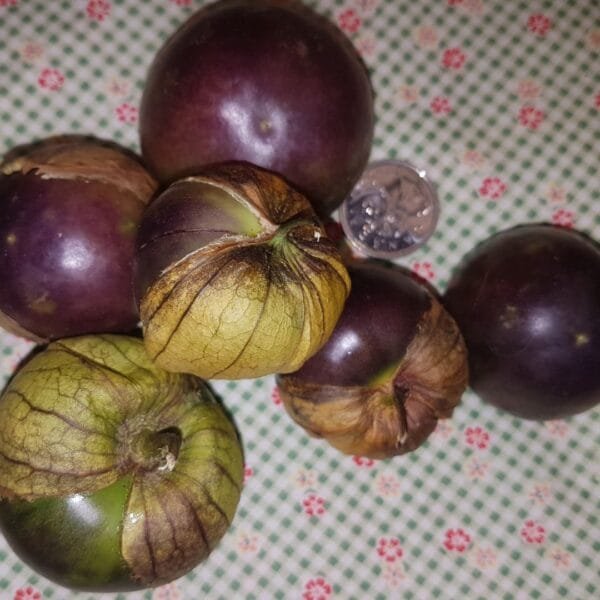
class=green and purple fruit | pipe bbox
[0,335,244,591]
[277,262,468,459]
[136,162,350,380]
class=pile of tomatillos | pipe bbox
[0,0,598,593]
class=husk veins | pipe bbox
[279,299,468,459]
[0,335,244,587]
[140,163,350,379]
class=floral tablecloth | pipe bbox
[0,1,599,599]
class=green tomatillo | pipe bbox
[0,335,244,592]
[135,162,351,380]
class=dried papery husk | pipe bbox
[1,135,158,204]
[277,269,468,459]
[0,335,243,590]
[137,162,351,380]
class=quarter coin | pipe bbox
[339,160,440,259]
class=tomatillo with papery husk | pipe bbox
[135,162,351,380]
[0,136,157,341]
[0,335,243,592]
[277,262,468,459]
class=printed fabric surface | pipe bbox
[0,1,598,599]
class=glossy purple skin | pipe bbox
[0,173,145,339]
[134,181,249,301]
[443,224,600,420]
[139,0,374,216]
[291,262,431,388]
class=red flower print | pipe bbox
[464,455,490,480]
[338,9,361,34]
[14,587,42,600]
[443,528,472,552]
[460,149,487,170]
[302,493,326,517]
[544,419,570,438]
[19,40,45,64]
[464,426,491,449]
[105,76,130,98]
[517,79,542,101]
[271,386,282,405]
[153,582,182,600]
[236,531,261,554]
[518,105,545,130]
[594,92,600,109]
[115,102,138,124]
[87,0,111,21]
[430,96,452,115]
[376,537,404,563]
[382,562,407,587]
[293,468,317,489]
[355,35,377,59]
[447,0,463,6]
[479,177,507,199]
[460,0,484,15]
[170,0,192,6]
[545,182,567,204]
[375,472,401,497]
[527,14,552,36]
[411,261,435,281]
[397,84,420,104]
[355,0,379,13]
[433,419,454,440]
[552,208,575,228]
[0,0,18,6]
[469,545,498,570]
[520,519,546,544]
[442,47,466,70]
[546,546,571,570]
[352,455,375,467]
[303,577,332,600]
[528,482,552,506]
[413,25,439,49]
[243,465,253,483]
[38,68,65,91]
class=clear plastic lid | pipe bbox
[339,159,440,259]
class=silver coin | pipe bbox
[339,160,440,259]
